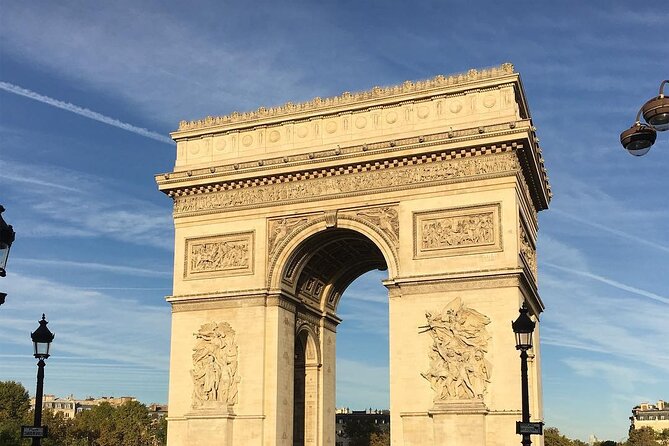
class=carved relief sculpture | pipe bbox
[356,206,399,241]
[419,297,492,401]
[414,204,501,259]
[519,221,538,280]
[191,322,240,409]
[421,212,493,250]
[185,232,253,278]
[268,217,309,257]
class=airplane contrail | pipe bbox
[544,262,669,304]
[0,81,173,145]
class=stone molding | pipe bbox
[168,291,296,313]
[296,312,321,337]
[159,122,535,184]
[413,203,501,259]
[177,64,516,132]
[386,272,526,296]
[184,232,254,279]
[172,149,520,216]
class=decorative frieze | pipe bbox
[420,297,492,401]
[185,232,254,279]
[191,321,240,409]
[414,204,501,259]
[174,151,520,215]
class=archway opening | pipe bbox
[336,269,390,444]
[283,228,390,445]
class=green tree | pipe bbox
[627,427,660,446]
[343,416,382,446]
[151,416,167,446]
[657,429,669,446]
[71,401,161,446]
[41,410,76,446]
[0,381,31,446]
[545,427,574,446]
[599,441,620,446]
[369,429,390,446]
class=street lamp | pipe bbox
[0,205,16,306]
[30,314,55,446]
[512,304,536,446]
[0,205,16,276]
[620,80,669,156]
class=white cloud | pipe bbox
[0,272,171,370]
[562,358,653,393]
[13,258,172,278]
[0,158,173,250]
[0,2,315,125]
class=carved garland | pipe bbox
[419,297,492,401]
[191,321,240,409]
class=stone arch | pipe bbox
[293,327,321,446]
[158,66,551,446]
[268,214,399,299]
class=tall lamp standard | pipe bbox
[0,205,16,306]
[30,314,55,446]
[512,304,536,446]
[620,80,669,156]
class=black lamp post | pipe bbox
[31,314,55,446]
[512,304,536,446]
[0,205,16,306]
[620,80,669,156]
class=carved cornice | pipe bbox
[167,289,297,313]
[386,271,526,295]
[176,64,516,132]
[158,123,529,186]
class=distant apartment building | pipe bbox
[630,400,669,433]
[31,394,165,418]
[335,408,390,446]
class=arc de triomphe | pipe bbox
[156,63,550,446]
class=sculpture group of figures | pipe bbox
[191,322,240,408]
[190,240,249,273]
[420,297,492,401]
[421,212,494,250]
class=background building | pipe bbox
[630,400,669,433]
[30,394,167,418]
[335,408,390,446]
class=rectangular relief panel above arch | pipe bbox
[413,203,502,259]
[184,231,255,279]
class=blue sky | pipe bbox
[1,1,667,442]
